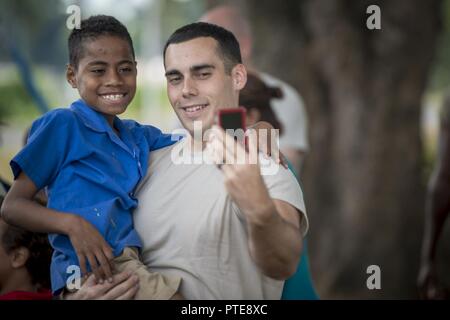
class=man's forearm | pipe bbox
[246,201,302,280]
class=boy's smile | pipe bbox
[66,35,137,127]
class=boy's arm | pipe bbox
[141,124,179,152]
[1,172,115,283]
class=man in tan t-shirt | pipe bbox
[131,22,308,299]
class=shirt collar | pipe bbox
[70,99,138,156]
[70,99,114,133]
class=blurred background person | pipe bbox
[418,93,450,300]
[200,4,309,176]
[239,72,284,134]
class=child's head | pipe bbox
[0,197,52,292]
[239,72,284,134]
[66,15,137,122]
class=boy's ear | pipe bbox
[231,64,247,91]
[10,247,30,269]
[66,64,77,89]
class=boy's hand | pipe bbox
[67,215,115,283]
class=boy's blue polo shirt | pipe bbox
[10,99,177,294]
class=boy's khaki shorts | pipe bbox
[62,247,181,300]
[113,247,181,300]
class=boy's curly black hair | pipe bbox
[0,196,53,290]
[68,15,135,69]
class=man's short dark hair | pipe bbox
[68,15,135,69]
[163,22,242,74]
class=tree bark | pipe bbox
[216,0,443,298]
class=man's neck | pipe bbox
[187,134,206,153]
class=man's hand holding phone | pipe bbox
[216,107,286,168]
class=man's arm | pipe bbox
[1,172,114,282]
[208,126,303,280]
[246,198,303,279]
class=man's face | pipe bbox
[67,35,137,124]
[164,37,246,135]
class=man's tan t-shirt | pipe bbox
[134,140,308,299]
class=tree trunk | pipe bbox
[215,0,442,298]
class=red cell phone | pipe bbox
[217,107,247,131]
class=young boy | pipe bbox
[0,15,181,299]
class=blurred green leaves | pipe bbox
[429,0,450,92]
[0,80,40,123]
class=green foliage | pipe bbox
[0,80,40,123]
[428,0,450,92]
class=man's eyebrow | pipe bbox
[165,64,215,77]
[165,69,182,77]
[117,60,135,65]
[191,64,215,72]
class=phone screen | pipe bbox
[218,108,246,131]
[220,113,243,130]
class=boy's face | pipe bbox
[164,37,246,135]
[66,35,136,124]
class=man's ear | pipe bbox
[10,247,30,269]
[66,64,77,88]
[231,64,247,91]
